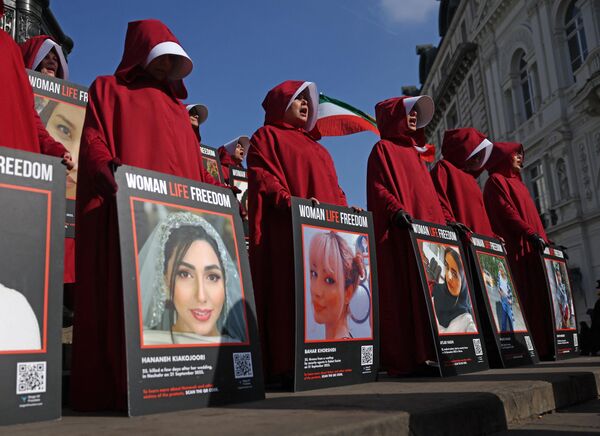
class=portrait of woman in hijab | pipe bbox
[421,243,477,334]
[138,211,247,345]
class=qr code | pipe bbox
[16,362,46,395]
[361,345,374,366]
[573,333,578,347]
[473,338,483,356]
[524,335,534,351]
[233,352,253,379]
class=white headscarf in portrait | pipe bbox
[138,211,246,342]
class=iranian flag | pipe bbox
[316,94,379,137]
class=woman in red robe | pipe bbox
[71,19,222,411]
[21,35,77,285]
[218,136,250,183]
[483,142,553,358]
[248,80,348,382]
[366,95,446,375]
[19,35,73,162]
[431,127,494,236]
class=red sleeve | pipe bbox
[35,110,68,158]
[247,128,292,209]
[430,162,456,224]
[484,175,537,239]
[367,144,403,221]
[79,82,114,186]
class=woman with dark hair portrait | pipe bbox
[431,247,476,334]
[308,231,365,340]
[139,212,246,344]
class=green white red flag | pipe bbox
[316,94,379,137]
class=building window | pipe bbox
[446,105,458,129]
[556,158,570,200]
[519,54,535,119]
[565,0,588,74]
[528,161,550,215]
[467,75,475,100]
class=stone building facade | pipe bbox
[407,0,600,319]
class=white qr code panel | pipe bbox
[573,333,578,347]
[524,336,534,351]
[473,338,483,356]
[233,352,253,379]
[361,345,374,366]
[16,362,46,395]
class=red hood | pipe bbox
[374,96,426,147]
[262,80,318,131]
[115,19,190,99]
[485,141,524,178]
[442,127,492,172]
[19,35,68,79]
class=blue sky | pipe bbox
[52,0,440,207]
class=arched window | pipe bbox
[519,54,535,120]
[565,0,588,73]
[556,158,570,200]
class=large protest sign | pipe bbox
[199,145,224,184]
[409,220,488,376]
[291,198,379,391]
[115,165,264,416]
[27,69,87,238]
[468,234,538,367]
[541,246,579,358]
[0,147,66,425]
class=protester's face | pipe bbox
[146,54,175,81]
[189,114,200,128]
[445,252,462,297]
[464,149,485,171]
[38,49,59,77]
[283,89,309,128]
[309,241,348,327]
[233,142,245,163]
[169,240,225,337]
[46,103,84,199]
[406,109,418,131]
[512,152,523,173]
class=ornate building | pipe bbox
[405,0,600,319]
[1,0,72,53]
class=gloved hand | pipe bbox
[448,221,472,235]
[393,209,413,228]
[230,185,242,195]
[95,157,121,198]
[528,233,547,252]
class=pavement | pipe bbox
[3,356,600,436]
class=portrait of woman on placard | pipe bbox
[306,230,370,341]
[430,246,477,334]
[139,211,247,345]
[548,260,576,330]
[39,100,84,199]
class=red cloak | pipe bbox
[71,19,219,411]
[0,28,40,153]
[483,142,553,358]
[248,80,347,379]
[430,128,494,236]
[218,145,237,183]
[366,96,445,375]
